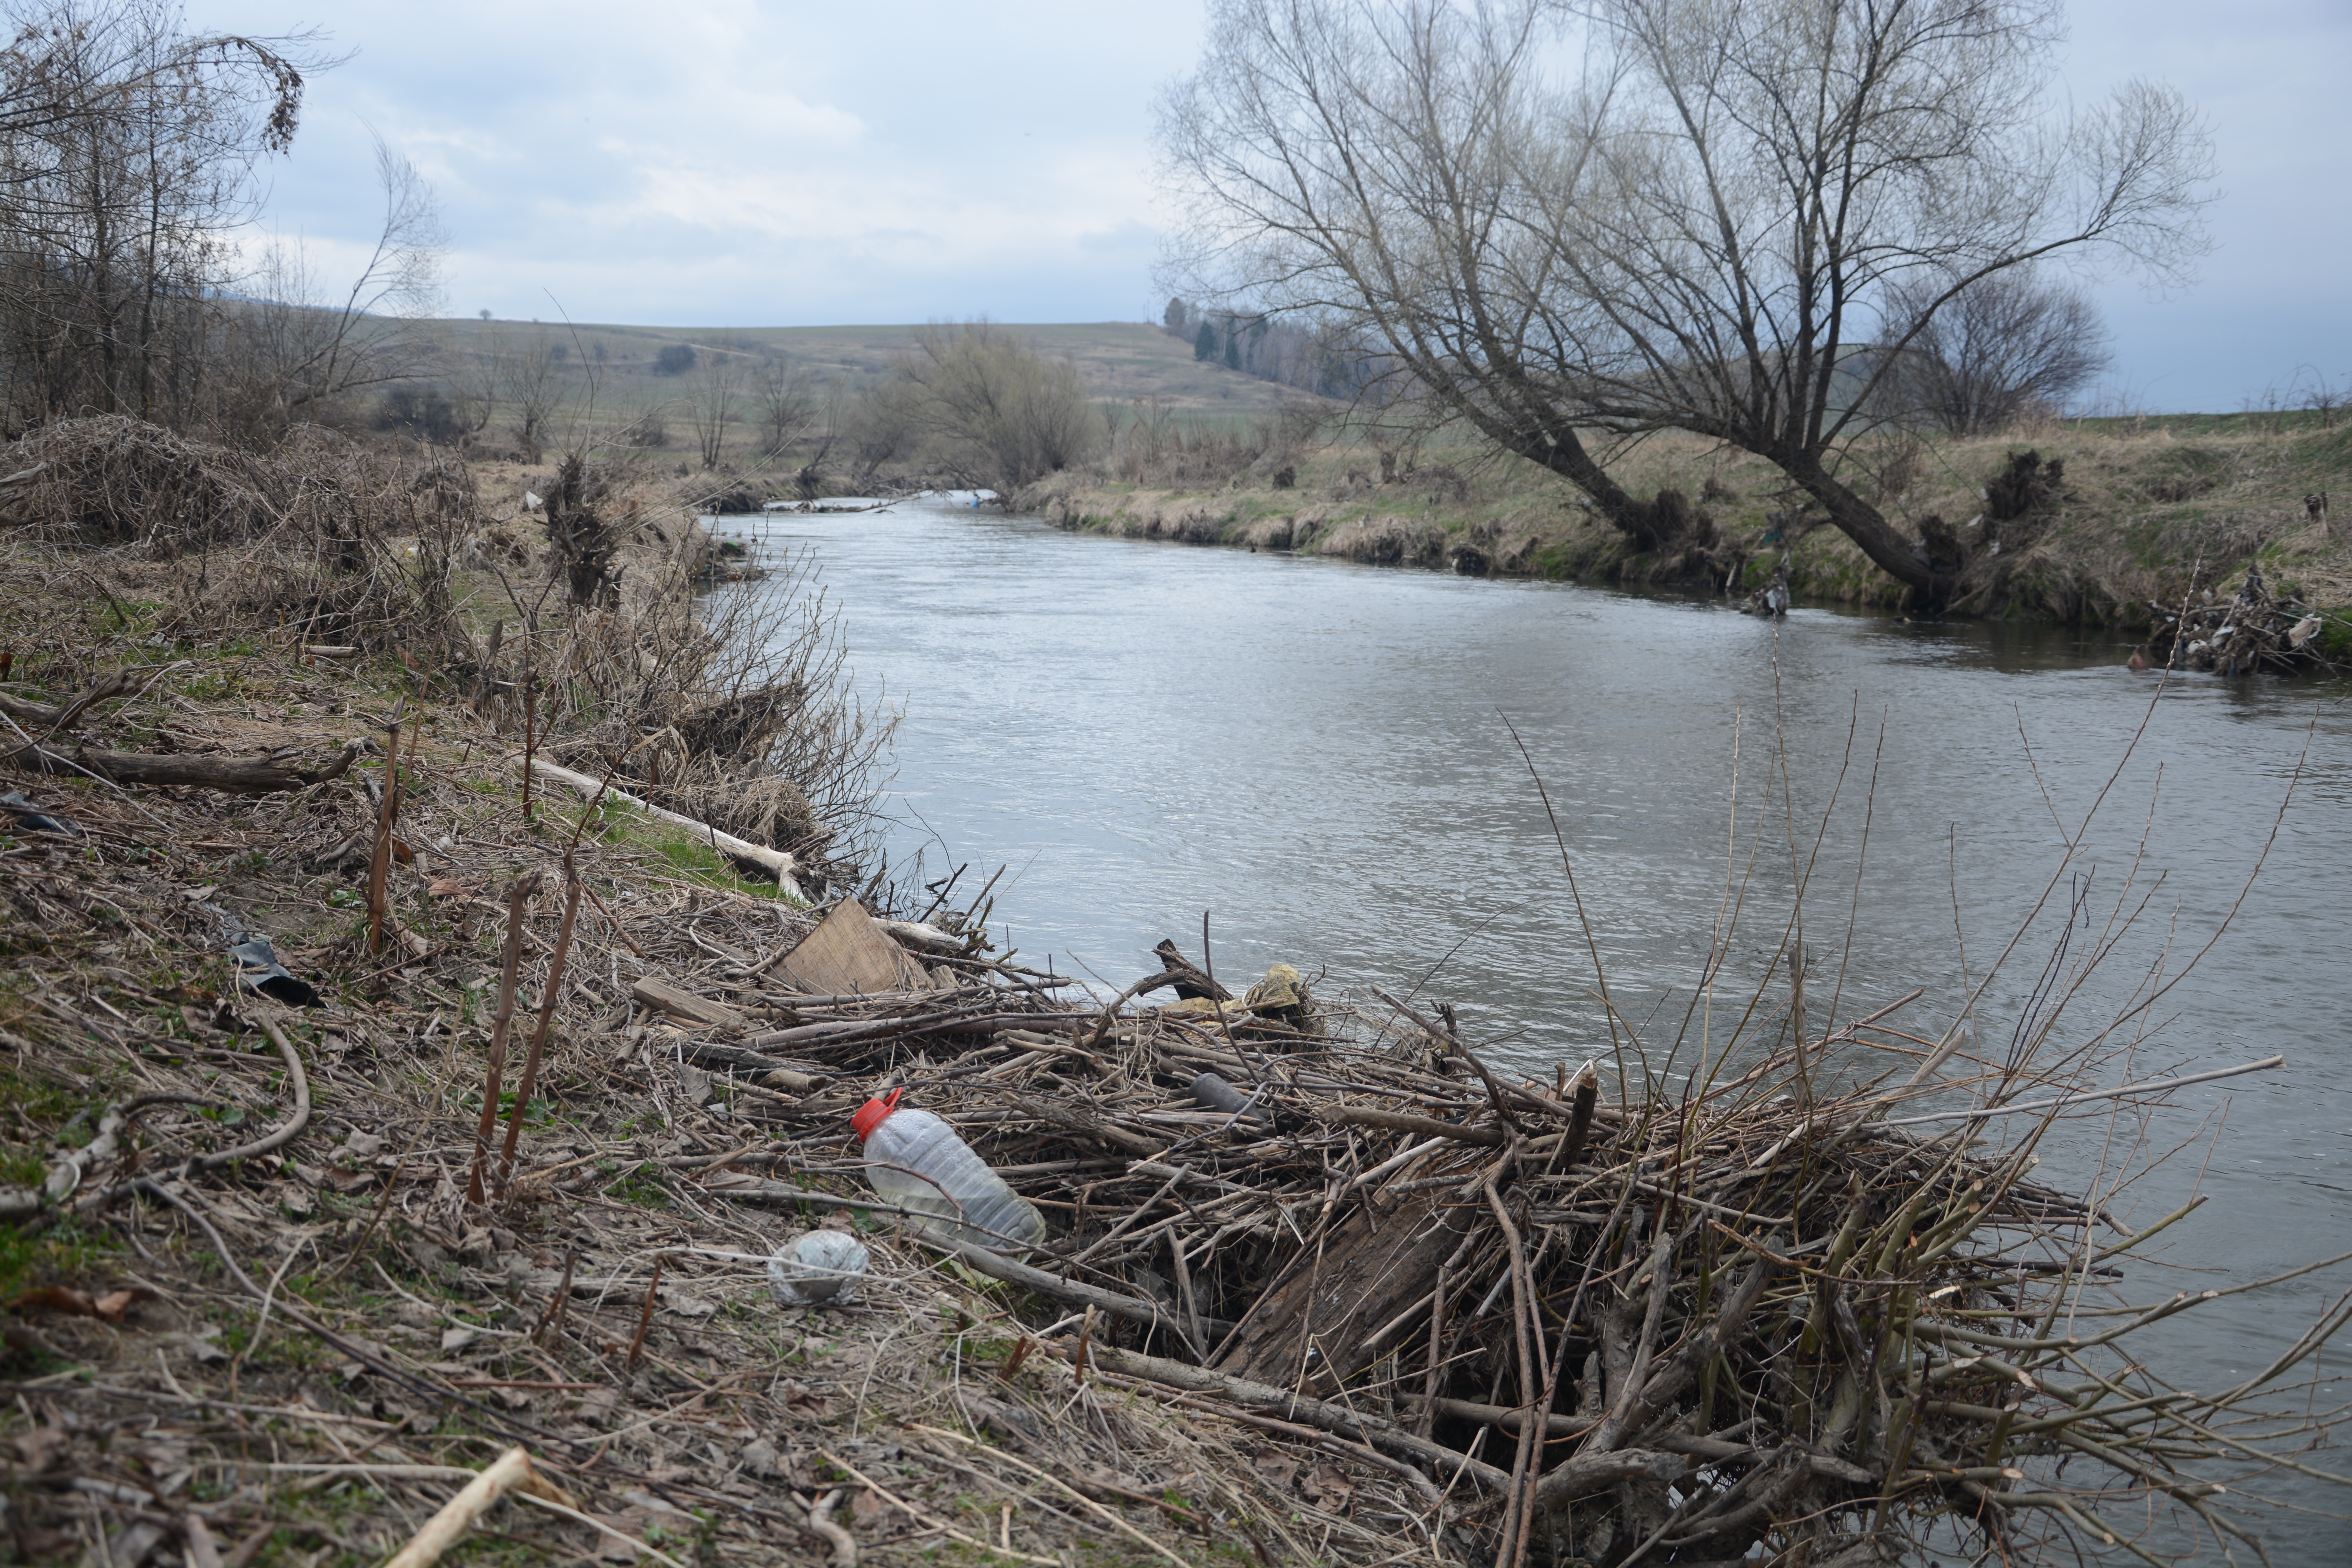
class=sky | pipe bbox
[187,0,2350,415]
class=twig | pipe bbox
[379,1446,582,1568]
[497,857,582,1196]
[466,870,541,1203]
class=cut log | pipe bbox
[517,757,804,897]
[1214,1193,1474,1395]
[3,737,363,793]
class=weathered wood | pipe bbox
[775,897,915,996]
[2,736,363,793]
[1151,937,1230,1001]
[631,975,745,1030]
[1327,1105,1505,1145]
[519,756,804,896]
[0,665,143,729]
[1214,1193,1476,1394]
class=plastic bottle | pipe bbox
[852,1088,1046,1251]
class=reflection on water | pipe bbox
[731,494,2352,1549]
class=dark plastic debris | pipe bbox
[230,936,322,1007]
[0,789,81,837]
[1189,1071,1266,1122]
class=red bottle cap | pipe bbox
[851,1086,904,1142]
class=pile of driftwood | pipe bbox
[2137,563,2332,674]
[617,904,2327,1568]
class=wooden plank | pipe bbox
[630,975,744,1030]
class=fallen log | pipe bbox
[0,665,147,730]
[518,756,804,897]
[2,736,363,793]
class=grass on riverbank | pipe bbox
[1024,411,2352,641]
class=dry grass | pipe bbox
[1028,413,2352,637]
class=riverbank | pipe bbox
[4,425,2350,1565]
[1020,415,2352,651]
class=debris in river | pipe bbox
[678,926,2324,1566]
[2138,561,2336,673]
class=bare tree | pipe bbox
[215,136,444,439]
[498,328,566,461]
[685,349,743,470]
[2298,367,2348,430]
[1158,0,2213,601]
[751,353,817,457]
[841,376,920,490]
[0,0,324,434]
[1881,265,2108,436]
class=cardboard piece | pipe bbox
[775,897,916,996]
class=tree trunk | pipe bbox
[4,738,362,793]
[1784,455,1951,602]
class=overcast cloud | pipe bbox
[189,0,2348,414]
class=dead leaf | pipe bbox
[850,1488,890,1525]
[91,1290,143,1323]
[11,1425,67,1470]
[590,1507,657,1562]
[10,1286,99,1317]
[426,877,470,899]
[1254,1453,1300,1491]
[1305,1464,1356,1510]
[656,1287,715,1318]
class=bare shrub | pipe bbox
[896,322,1102,492]
[0,415,485,663]
[1109,397,1265,487]
[543,452,630,608]
[512,539,898,886]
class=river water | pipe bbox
[726,492,2352,1548]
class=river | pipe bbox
[724,492,2352,1550]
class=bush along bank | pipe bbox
[1020,413,2352,661]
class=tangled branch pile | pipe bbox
[2138,562,2333,675]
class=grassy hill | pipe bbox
[422,317,1307,463]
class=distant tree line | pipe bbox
[1161,296,1383,401]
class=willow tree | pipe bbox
[1157,0,2212,601]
